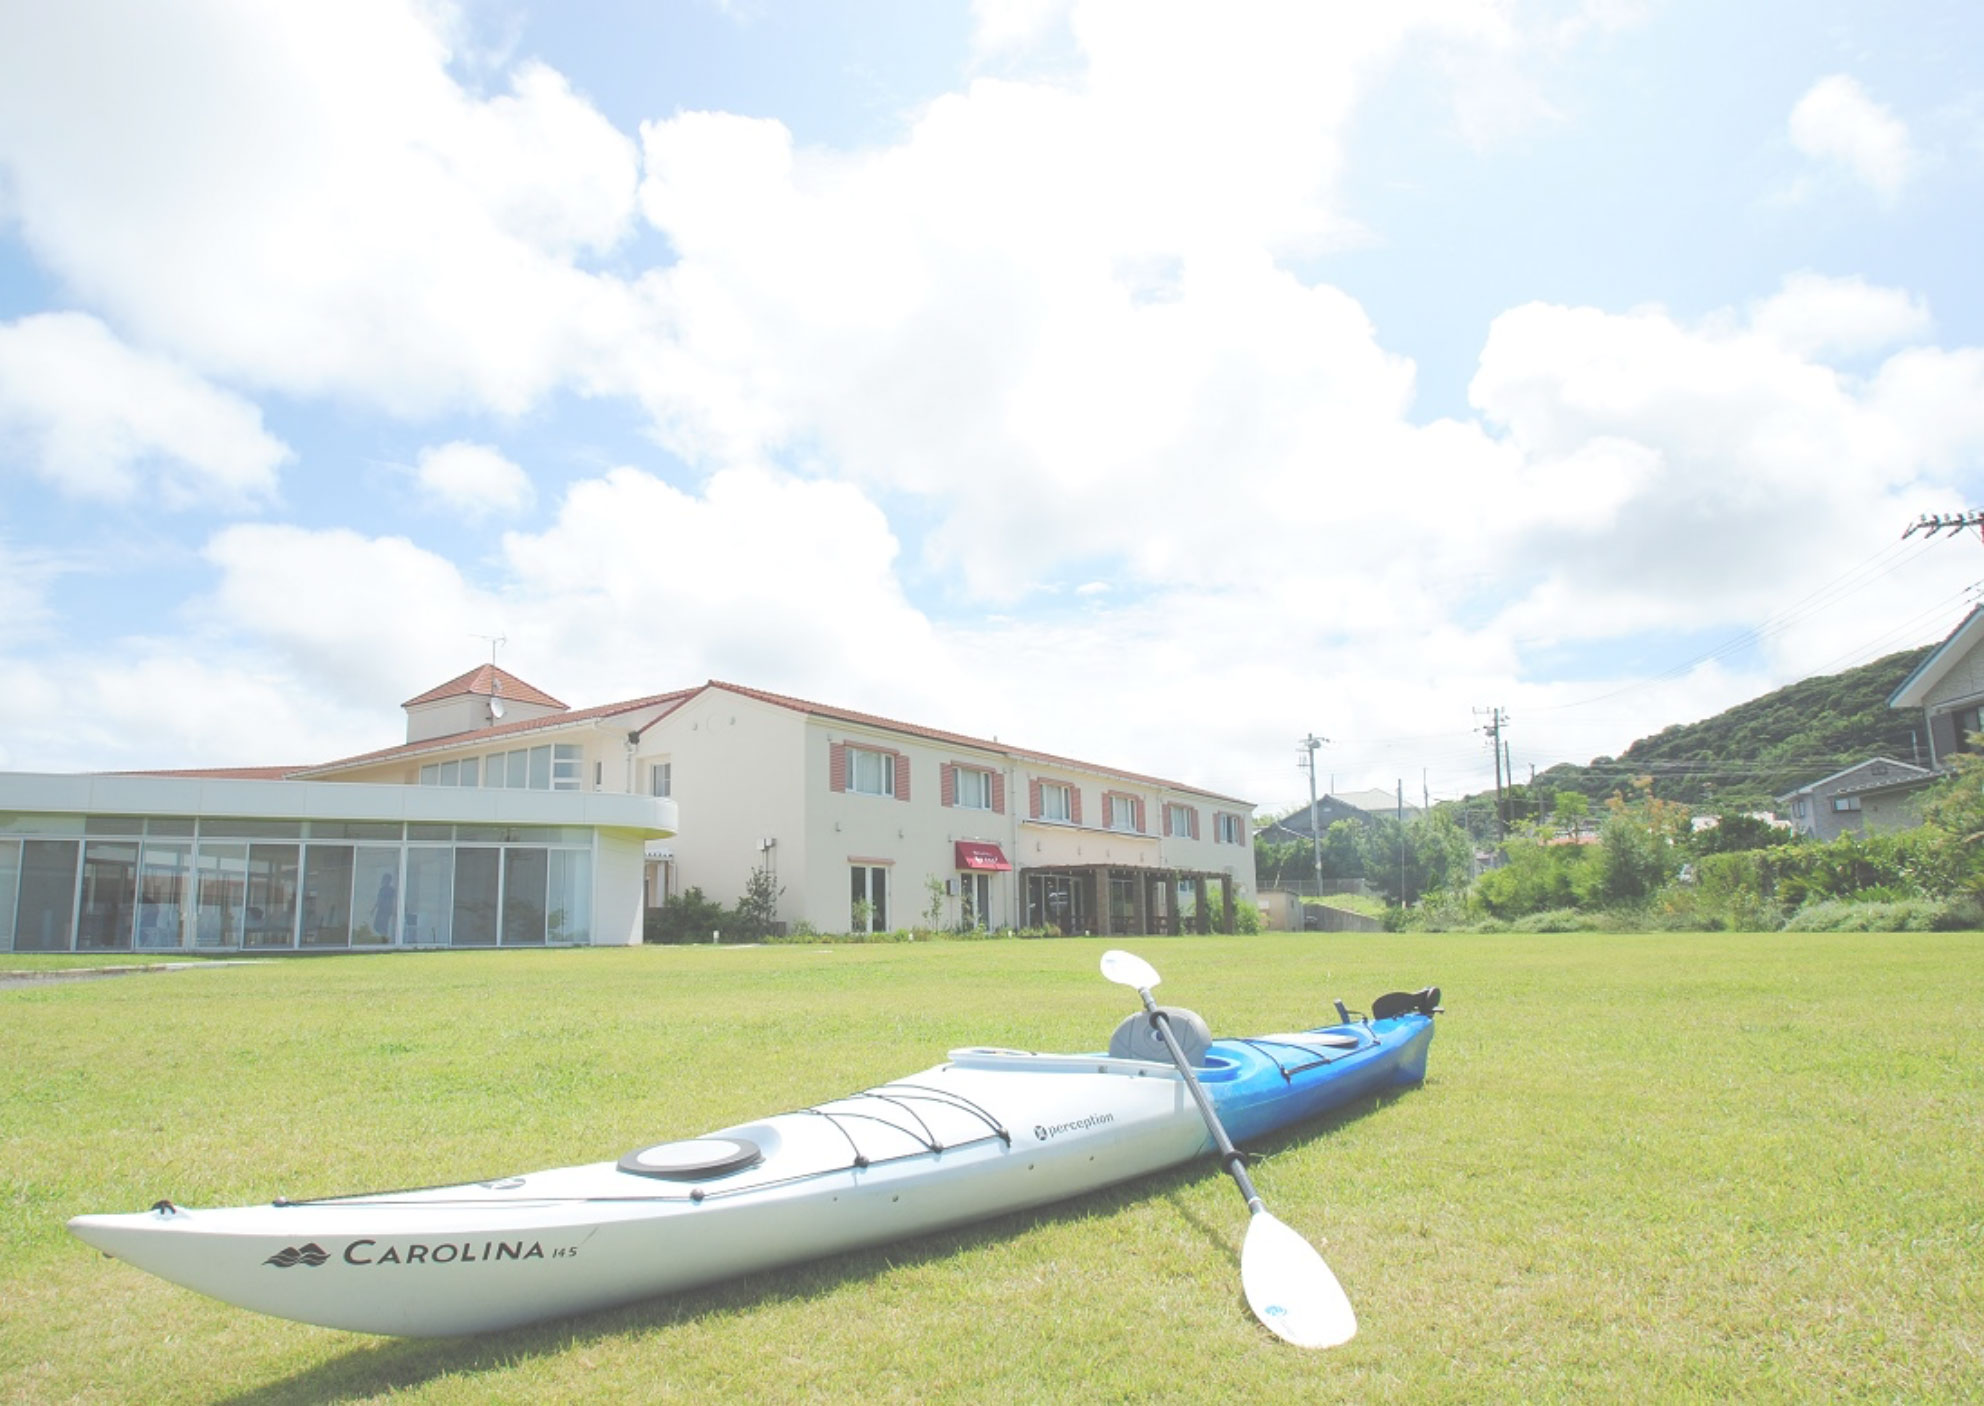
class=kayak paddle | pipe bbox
[1100,948,1358,1349]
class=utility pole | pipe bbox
[1298,734,1329,897]
[1476,707,1509,841]
[1397,778,1407,906]
[1904,511,1984,541]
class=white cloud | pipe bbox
[1788,74,1918,203]
[495,465,941,708]
[201,524,501,704]
[0,312,289,505]
[1467,295,1984,680]
[1749,272,1933,360]
[0,0,642,416]
[0,2,1976,809]
[414,441,536,519]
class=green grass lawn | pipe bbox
[4,933,1980,1404]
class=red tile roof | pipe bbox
[289,676,1247,804]
[114,765,309,781]
[402,664,567,711]
[703,681,1249,804]
[293,689,695,776]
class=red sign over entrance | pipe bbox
[954,841,1012,871]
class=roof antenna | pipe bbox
[471,634,507,720]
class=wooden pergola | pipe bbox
[1019,863,1239,936]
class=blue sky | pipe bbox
[3,0,1983,813]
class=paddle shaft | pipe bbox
[1137,991,1265,1214]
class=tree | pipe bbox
[1553,790,1591,837]
[731,865,784,941]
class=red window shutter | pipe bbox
[1162,804,1173,837]
[991,772,1006,815]
[941,763,955,807]
[1070,788,1083,827]
[1191,808,1200,840]
[895,750,911,802]
[830,742,847,793]
[1134,797,1145,833]
[1030,778,1042,818]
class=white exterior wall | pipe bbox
[592,830,651,945]
[293,684,1256,938]
[802,725,1020,933]
[636,692,809,920]
[801,726,1255,935]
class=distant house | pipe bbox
[1270,789,1421,838]
[1775,758,1934,841]
[1889,606,1984,767]
[1772,608,1984,841]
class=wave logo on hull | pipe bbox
[264,1243,331,1268]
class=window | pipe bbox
[1793,799,1809,818]
[955,767,991,810]
[417,757,478,787]
[650,762,672,798]
[1215,812,1245,845]
[1106,793,1141,833]
[1831,795,1861,813]
[552,744,582,792]
[1040,782,1072,822]
[1165,803,1198,839]
[1956,706,1984,753]
[849,746,896,798]
[850,864,888,932]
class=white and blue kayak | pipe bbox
[69,984,1439,1337]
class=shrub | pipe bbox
[1782,899,1949,932]
[1510,908,1604,933]
[645,887,730,944]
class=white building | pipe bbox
[0,666,1257,952]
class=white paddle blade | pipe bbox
[1100,948,1161,992]
[1242,1212,1358,1349]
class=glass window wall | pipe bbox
[0,839,18,949]
[402,847,453,945]
[245,844,300,948]
[548,849,590,943]
[136,841,192,949]
[301,845,355,947]
[0,818,594,950]
[78,840,138,951]
[16,840,79,950]
[195,843,247,948]
[502,848,548,945]
[452,848,500,946]
[351,846,402,944]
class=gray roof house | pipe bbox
[1775,757,1936,841]
[1774,607,1984,840]
[1889,606,1984,767]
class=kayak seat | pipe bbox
[1108,1005,1214,1066]
[1370,987,1442,1021]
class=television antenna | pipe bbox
[471,633,508,721]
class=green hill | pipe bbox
[1467,646,1937,824]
